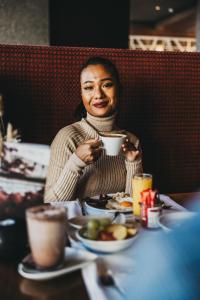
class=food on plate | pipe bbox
[85,197,109,208]
[105,192,132,210]
[85,192,132,211]
[120,201,132,207]
[87,219,100,230]
[82,228,99,240]
[99,231,115,241]
[112,192,130,201]
[80,218,137,241]
[127,227,137,236]
[106,224,127,240]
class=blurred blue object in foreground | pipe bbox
[128,195,200,300]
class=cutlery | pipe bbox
[96,257,126,298]
[78,199,86,215]
[112,211,120,223]
[162,204,172,209]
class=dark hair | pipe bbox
[74,56,122,121]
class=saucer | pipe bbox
[21,253,64,273]
[18,247,97,281]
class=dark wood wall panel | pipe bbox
[49,0,129,48]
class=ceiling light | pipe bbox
[155,5,161,11]
[168,7,174,13]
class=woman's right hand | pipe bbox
[76,139,102,164]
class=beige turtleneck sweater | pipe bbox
[44,113,143,202]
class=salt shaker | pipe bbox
[147,207,161,229]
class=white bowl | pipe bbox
[158,211,197,232]
[83,193,133,217]
[76,228,138,253]
[83,202,115,217]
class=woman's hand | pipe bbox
[121,138,140,162]
[76,139,102,164]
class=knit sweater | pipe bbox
[44,113,143,202]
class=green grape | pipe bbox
[87,228,99,240]
[99,218,111,227]
[87,219,100,230]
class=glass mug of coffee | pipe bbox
[26,205,67,269]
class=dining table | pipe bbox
[0,192,199,300]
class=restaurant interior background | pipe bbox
[0,0,198,51]
[0,0,200,194]
[0,4,200,300]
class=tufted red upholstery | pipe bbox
[0,44,199,194]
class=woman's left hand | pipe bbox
[121,138,140,162]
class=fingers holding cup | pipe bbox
[122,138,140,162]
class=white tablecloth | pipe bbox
[62,195,189,300]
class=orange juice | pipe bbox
[132,174,152,217]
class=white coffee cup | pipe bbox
[100,133,127,156]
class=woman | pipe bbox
[44,57,143,202]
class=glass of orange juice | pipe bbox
[132,173,153,218]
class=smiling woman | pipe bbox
[75,57,121,120]
[80,57,120,118]
[81,64,117,117]
[44,57,143,202]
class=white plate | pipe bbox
[84,193,132,215]
[76,227,138,253]
[18,247,97,281]
[158,211,197,232]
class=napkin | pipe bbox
[51,199,83,219]
[82,258,130,300]
[81,231,158,300]
[159,194,187,211]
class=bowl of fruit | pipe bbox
[76,218,138,253]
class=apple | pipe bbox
[99,231,115,241]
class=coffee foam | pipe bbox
[27,205,66,221]
[101,133,126,138]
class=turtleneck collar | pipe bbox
[86,112,117,132]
